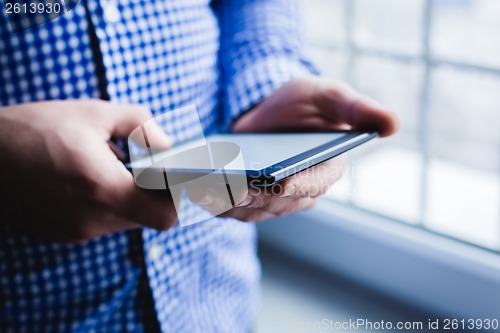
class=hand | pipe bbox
[223,77,399,221]
[0,100,177,242]
[233,77,399,136]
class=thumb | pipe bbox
[317,82,399,137]
[105,103,172,150]
[348,97,400,137]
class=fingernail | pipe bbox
[281,184,296,197]
[238,195,253,207]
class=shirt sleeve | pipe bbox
[211,0,319,129]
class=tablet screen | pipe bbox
[130,132,348,171]
[208,133,346,170]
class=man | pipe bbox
[0,0,398,332]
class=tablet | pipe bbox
[127,131,377,186]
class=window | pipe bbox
[301,0,500,251]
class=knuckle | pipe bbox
[324,83,355,102]
[250,195,270,209]
[84,99,106,115]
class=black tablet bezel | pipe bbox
[242,131,377,185]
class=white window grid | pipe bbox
[309,0,500,253]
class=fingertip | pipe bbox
[354,99,400,137]
[377,109,400,137]
[128,109,172,150]
[145,123,173,150]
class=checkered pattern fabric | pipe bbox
[0,0,316,332]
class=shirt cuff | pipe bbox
[223,56,318,130]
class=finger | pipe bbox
[107,164,179,230]
[262,195,318,216]
[186,183,237,216]
[224,196,317,221]
[246,195,293,216]
[285,196,317,213]
[318,84,399,137]
[112,178,179,231]
[96,101,172,149]
[276,157,346,198]
[236,186,315,216]
[236,186,273,209]
[348,98,399,137]
[220,207,277,222]
[78,135,179,230]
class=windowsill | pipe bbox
[257,199,500,320]
[256,244,430,333]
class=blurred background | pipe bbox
[256,0,500,332]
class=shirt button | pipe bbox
[104,2,121,23]
[148,244,164,261]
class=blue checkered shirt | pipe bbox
[0,0,316,332]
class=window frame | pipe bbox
[258,199,500,318]
[306,0,500,251]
